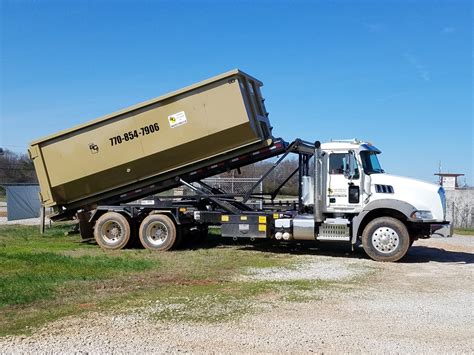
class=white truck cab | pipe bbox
[321,140,446,218]
[298,139,452,261]
[275,138,451,261]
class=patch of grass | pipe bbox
[284,293,323,303]
[107,279,338,324]
[105,281,326,323]
[0,224,301,335]
[0,224,372,336]
[454,228,474,236]
[0,252,152,306]
[147,284,251,322]
[0,224,89,253]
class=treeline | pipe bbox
[219,158,299,196]
[0,149,37,194]
[0,149,300,197]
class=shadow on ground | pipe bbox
[78,230,473,265]
[183,235,474,264]
[402,245,474,264]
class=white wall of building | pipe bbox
[445,189,474,228]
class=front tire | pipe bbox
[139,214,179,251]
[362,217,410,262]
[94,212,131,250]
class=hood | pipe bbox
[369,173,445,221]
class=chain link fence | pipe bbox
[176,177,263,209]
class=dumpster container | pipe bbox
[29,69,273,211]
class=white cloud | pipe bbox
[403,52,431,82]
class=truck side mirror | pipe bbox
[344,151,357,180]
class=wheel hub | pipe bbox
[380,234,390,245]
[102,221,123,243]
[147,222,168,246]
[372,227,400,254]
[110,227,120,238]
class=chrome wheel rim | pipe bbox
[371,227,400,254]
[145,221,169,246]
[101,221,123,245]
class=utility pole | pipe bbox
[437,160,442,184]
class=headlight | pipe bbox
[411,210,434,220]
[438,187,446,218]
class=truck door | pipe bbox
[326,151,362,210]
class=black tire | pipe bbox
[94,212,131,250]
[139,214,179,251]
[361,217,410,262]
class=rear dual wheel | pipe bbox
[93,212,183,251]
[94,212,131,250]
[139,214,179,251]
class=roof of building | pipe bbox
[434,173,464,177]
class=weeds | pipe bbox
[454,228,474,236]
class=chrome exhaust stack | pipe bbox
[314,141,324,223]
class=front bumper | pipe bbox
[430,222,453,238]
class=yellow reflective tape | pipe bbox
[221,215,229,222]
[258,224,267,232]
[259,216,267,223]
[273,213,279,219]
[240,216,248,221]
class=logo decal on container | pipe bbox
[89,143,99,154]
[168,111,187,128]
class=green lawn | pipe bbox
[454,228,474,236]
[1,224,341,336]
[2,220,465,337]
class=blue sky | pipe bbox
[1,0,472,185]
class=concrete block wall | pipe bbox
[445,189,474,228]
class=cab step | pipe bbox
[316,218,350,241]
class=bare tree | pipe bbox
[0,149,37,195]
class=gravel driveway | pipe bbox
[1,235,473,353]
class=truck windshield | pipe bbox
[360,151,383,174]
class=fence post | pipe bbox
[40,204,45,234]
[451,201,456,228]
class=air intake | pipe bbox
[375,184,394,193]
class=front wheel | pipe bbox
[139,214,179,251]
[361,217,410,262]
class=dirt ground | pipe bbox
[1,235,473,353]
